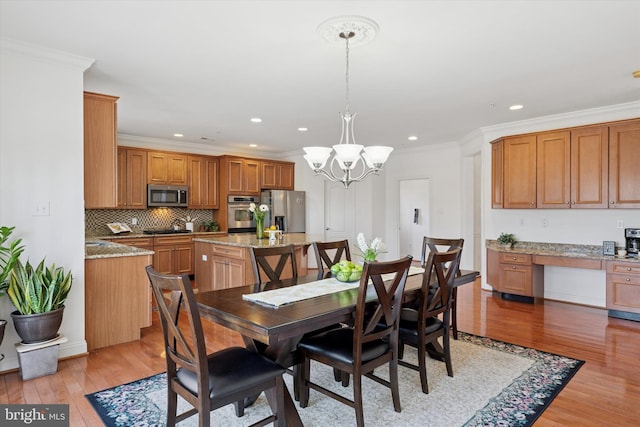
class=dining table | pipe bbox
[196,267,479,426]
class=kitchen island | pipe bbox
[193,233,314,292]
[85,240,154,350]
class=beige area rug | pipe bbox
[86,332,584,426]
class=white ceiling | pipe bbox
[2,0,639,155]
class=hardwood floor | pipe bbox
[1,278,639,426]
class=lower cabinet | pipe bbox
[153,235,194,275]
[606,260,640,320]
[486,248,543,300]
[85,254,153,350]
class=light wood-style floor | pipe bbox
[1,278,639,426]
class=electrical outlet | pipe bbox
[520,218,525,226]
[131,218,138,225]
[201,254,208,261]
[617,220,624,229]
[33,201,50,216]
[542,218,548,228]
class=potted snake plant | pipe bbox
[7,258,72,344]
[0,226,25,348]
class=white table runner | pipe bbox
[242,266,425,308]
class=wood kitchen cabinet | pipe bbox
[221,156,261,195]
[153,235,194,275]
[188,155,219,209]
[195,242,247,292]
[609,120,640,208]
[536,128,608,208]
[117,147,147,208]
[147,151,188,185]
[486,248,543,301]
[84,92,118,208]
[606,260,640,320]
[491,118,638,209]
[503,135,537,208]
[491,140,504,208]
[261,160,295,190]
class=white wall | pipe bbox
[0,39,93,370]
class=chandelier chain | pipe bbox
[344,32,350,113]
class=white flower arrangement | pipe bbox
[356,232,387,262]
[249,202,269,221]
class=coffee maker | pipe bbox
[626,228,640,256]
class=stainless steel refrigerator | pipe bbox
[260,190,306,233]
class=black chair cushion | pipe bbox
[398,315,443,339]
[298,327,390,365]
[176,346,285,400]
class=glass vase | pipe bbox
[256,217,265,239]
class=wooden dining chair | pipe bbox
[398,248,462,394]
[298,256,413,427]
[313,240,352,279]
[420,237,464,339]
[145,266,286,427]
[249,244,298,285]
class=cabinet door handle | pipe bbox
[512,257,517,260]
[610,201,615,204]
[627,267,632,271]
[512,265,516,269]
[571,201,576,205]
[626,278,631,281]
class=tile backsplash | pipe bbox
[85,208,218,236]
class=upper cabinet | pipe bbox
[221,156,261,195]
[503,135,537,208]
[84,92,118,208]
[147,151,188,185]
[261,161,295,190]
[609,121,640,208]
[492,118,639,209]
[117,147,147,209]
[188,155,219,209]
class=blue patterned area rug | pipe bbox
[86,332,583,426]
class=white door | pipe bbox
[399,179,430,259]
[324,181,356,243]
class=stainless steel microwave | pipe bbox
[147,185,188,207]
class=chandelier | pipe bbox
[304,16,393,188]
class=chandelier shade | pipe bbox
[304,16,392,188]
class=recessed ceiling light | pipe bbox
[509,105,524,111]
[173,133,183,137]
[249,144,257,147]
[408,136,418,141]
[250,118,262,123]
[298,127,308,132]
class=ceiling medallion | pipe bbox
[317,15,379,47]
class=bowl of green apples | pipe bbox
[330,260,363,283]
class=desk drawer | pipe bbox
[499,253,532,265]
[607,261,640,275]
[211,244,245,259]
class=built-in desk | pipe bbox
[486,240,640,321]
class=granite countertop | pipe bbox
[85,240,155,260]
[193,232,314,248]
[486,240,640,263]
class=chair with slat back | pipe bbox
[298,256,413,427]
[249,244,298,285]
[420,237,464,339]
[145,266,286,427]
[398,248,462,394]
[313,240,352,279]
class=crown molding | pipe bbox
[1,37,94,71]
